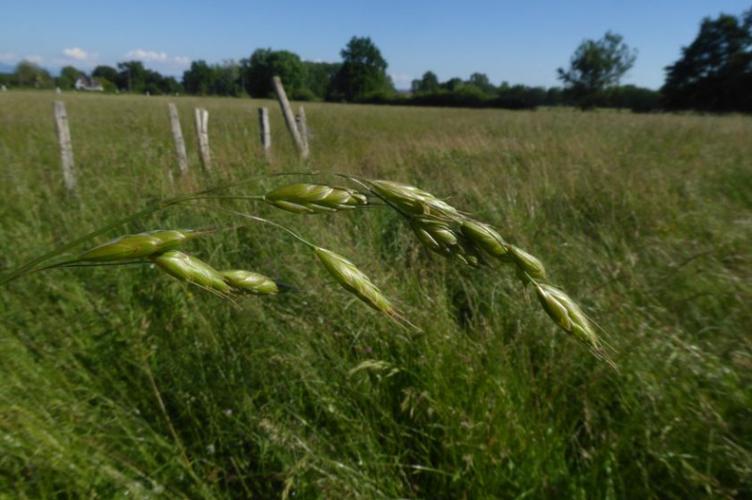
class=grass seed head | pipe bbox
[78,229,204,262]
[460,219,509,259]
[368,179,459,218]
[534,283,600,348]
[221,270,279,295]
[409,217,484,266]
[313,246,395,316]
[508,245,547,281]
[79,233,163,261]
[264,183,368,214]
[147,229,205,246]
[152,250,231,294]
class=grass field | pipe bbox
[1,90,751,498]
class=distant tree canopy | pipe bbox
[303,61,340,100]
[243,49,306,98]
[558,31,637,109]
[662,10,752,112]
[181,60,244,96]
[57,66,84,89]
[92,65,118,83]
[411,71,440,94]
[0,33,664,113]
[467,72,496,94]
[330,36,394,100]
[13,61,53,88]
[115,61,180,95]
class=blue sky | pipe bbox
[1,1,749,89]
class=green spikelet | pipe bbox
[78,229,205,262]
[368,179,459,217]
[221,270,279,295]
[508,245,547,281]
[410,218,458,255]
[460,219,509,259]
[313,246,395,316]
[264,183,368,213]
[534,283,600,349]
[152,250,231,294]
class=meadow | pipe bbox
[1,90,750,498]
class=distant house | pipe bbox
[74,76,103,92]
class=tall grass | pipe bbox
[1,91,751,497]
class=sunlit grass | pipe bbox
[1,90,751,497]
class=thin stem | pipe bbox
[189,195,266,202]
[223,210,317,249]
[36,260,151,272]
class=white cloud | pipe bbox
[0,52,17,63]
[173,56,190,67]
[25,55,43,65]
[126,49,168,62]
[62,47,90,61]
[125,49,191,70]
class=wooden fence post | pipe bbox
[258,107,271,157]
[168,103,189,176]
[295,105,309,152]
[53,101,76,193]
[194,107,212,172]
[271,76,309,159]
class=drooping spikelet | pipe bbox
[313,246,395,317]
[152,250,231,294]
[264,183,368,214]
[409,217,459,256]
[508,245,547,281]
[368,179,459,218]
[534,283,600,349]
[78,229,205,262]
[409,217,483,266]
[221,270,279,295]
[460,219,509,260]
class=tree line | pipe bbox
[1,7,750,113]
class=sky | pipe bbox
[1,1,750,89]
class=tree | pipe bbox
[14,60,53,88]
[116,61,147,92]
[441,77,464,92]
[557,31,637,109]
[467,72,495,95]
[661,10,752,112]
[93,65,118,84]
[92,65,118,91]
[182,60,215,95]
[212,61,244,97]
[331,36,393,100]
[303,61,340,100]
[410,71,440,94]
[57,65,84,89]
[243,49,306,98]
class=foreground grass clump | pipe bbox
[1,91,751,498]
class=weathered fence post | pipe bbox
[168,103,189,176]
[1,84,7,92]
[55,87,61,94]
[295,105,309,153]
[271,76,309,159]
[258,107,271,157]
[53,101,76,193]
[194,107,212,172]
